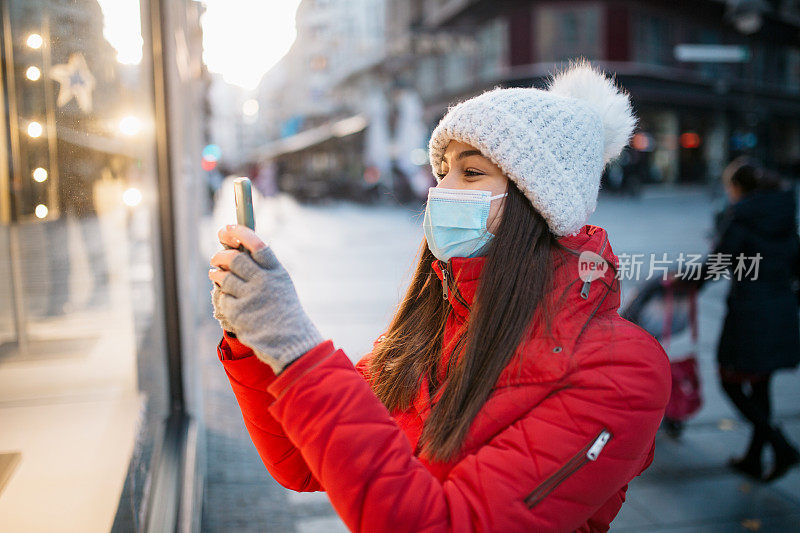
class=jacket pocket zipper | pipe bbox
[524,428,612,509]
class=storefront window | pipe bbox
[0,0,169,529]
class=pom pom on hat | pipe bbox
[547,58,638,165]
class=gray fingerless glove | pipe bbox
[216,247,324,373]
[211,285,237,333]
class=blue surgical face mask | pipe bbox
[423,187,508,262]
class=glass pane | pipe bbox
[0,1,168,530]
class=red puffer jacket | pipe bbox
[217,225,671,532]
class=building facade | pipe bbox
[393,0,800,185]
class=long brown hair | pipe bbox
[370,181,576,461]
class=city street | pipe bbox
[200,184,800,532]
[3,1,800,530]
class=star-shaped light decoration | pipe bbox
[49,52,96,113]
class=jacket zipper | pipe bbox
[524,428,612,509]
[441,264,449,300]
[580,234,609,300]
[441,260,471,309]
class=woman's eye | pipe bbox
[435,168,483,179]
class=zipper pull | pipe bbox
[441,266,449,301]
[586,430,612,461]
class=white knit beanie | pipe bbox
[428,58,637,237]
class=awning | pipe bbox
[251,114,367,162]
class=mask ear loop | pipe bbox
[484,192,508,238]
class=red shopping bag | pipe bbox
[662,282,703,421]
[664,356,702,420]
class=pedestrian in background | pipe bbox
[208,60,671,532]
[677,156,800,481]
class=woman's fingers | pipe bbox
[217,224,267,254]
[208,268,246,297]
[211,248,263,280]
[217,225,241,249]
[208,267,227,287]
[210,249,240,271]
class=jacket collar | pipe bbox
[430,224,621,329]
[428,224,622,390]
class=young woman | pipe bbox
[679,157,800,481]
[209,60,671,532]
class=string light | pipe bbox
[26,33,43,49]
[34,204,48,218]
[32,167,48,182]
[25,66,41,81]
[122,187,142,207]
[119,115,142,136]
[27,121,43,138]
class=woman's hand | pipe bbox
[209,225,324,373]
[209,224,264,333]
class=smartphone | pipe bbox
[234,177,255,231]
[223,177,255,252]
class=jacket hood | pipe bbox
[431,224,621,330]
[730,188,798,241]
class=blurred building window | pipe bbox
[417,55,440,98]
[696,28,724,80]
[632,11,673,66]
[535,4,601,63]
[477,18,508,81]
[443,48,471,93]
[787,47,800,93]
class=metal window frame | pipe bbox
[0,0,200,530]
[140,0,200,531]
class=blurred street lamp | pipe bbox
[680,132,702,149]
[242,99,259,117]
[725,0,768,35]
[25,66,41,81]
[34,204,48,218]
[242,99,259,125]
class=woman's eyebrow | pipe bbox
[444,150,484,164]
[457,150,484,161]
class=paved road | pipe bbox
[200,184,800,532]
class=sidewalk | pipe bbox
[200,188,800,532]
[200,319,344,533]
